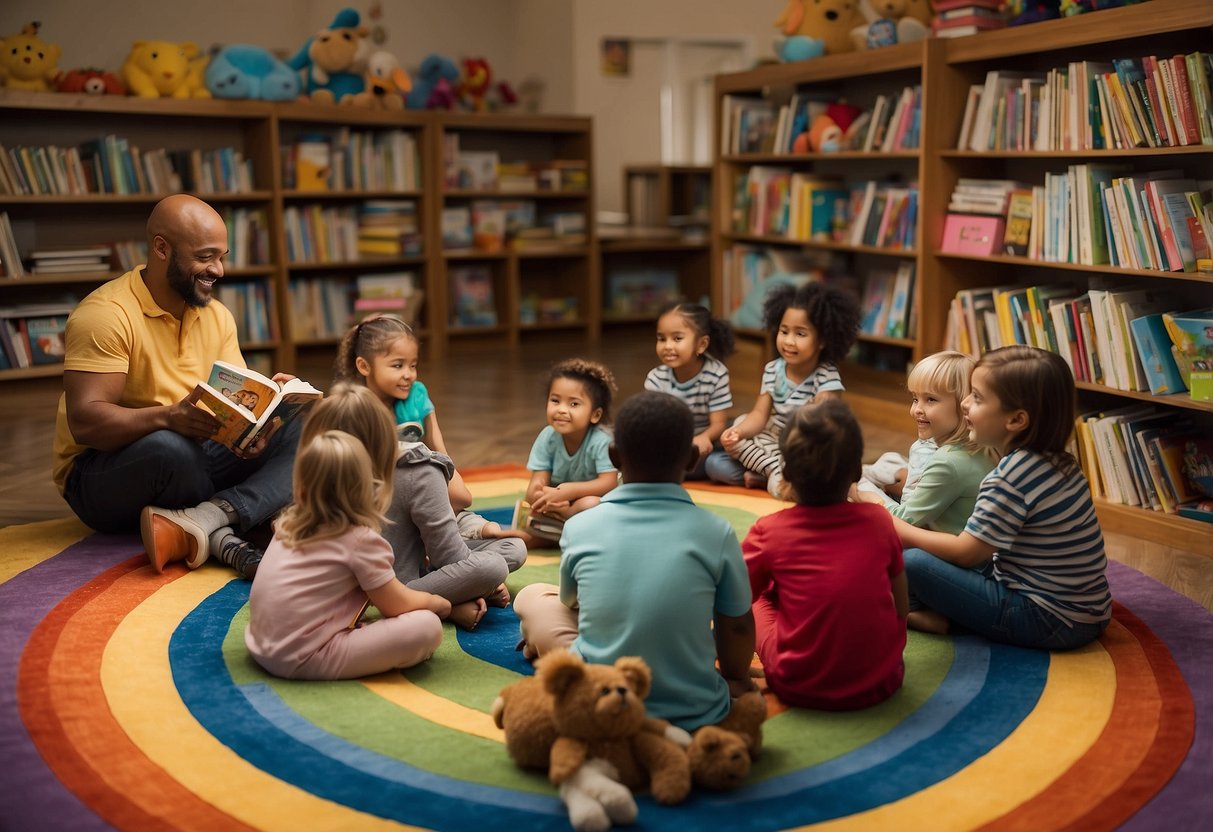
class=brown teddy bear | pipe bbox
[687,691,768,791]
[493,651,692,830]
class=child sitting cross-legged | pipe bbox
[513,391,757,731]
[744,399,909,710]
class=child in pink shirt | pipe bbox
[245,390,449,680]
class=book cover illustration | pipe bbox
[512,500,563,542]
[193,360,322,452]
[449,266,498,327]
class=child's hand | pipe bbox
[531,485,563,514]
[720,427,741,451]
[692,434,714,458]
[430,595,453,618]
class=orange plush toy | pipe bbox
[459,57,492,112]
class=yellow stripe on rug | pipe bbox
[0,517,92,582]
[795,634,1117,831]
[103,568,421,831]
[363,674,505,743]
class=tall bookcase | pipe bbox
[711,0,1213,549]
[601,164,712,325]
[0,98,595,373]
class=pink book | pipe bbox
[941,214,1005,256]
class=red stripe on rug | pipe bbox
[977,603,1193,831]
[461,463,530,482]
[17,558,255,831]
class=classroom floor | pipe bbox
[2,331,1209,610]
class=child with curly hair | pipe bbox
[645,302,736,480]
[516,358,619,547]
[706,282,861,499]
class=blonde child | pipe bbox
[854,351,997,534]
[644,302,735,480]
[245,416,448,680]
[337,314,497,536]
[307,384,523,630]
[744,399,908,710]
[893,346,1111,649]
[706,282,861,499]
[517,358,618,546]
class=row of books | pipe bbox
[945,281,1212,400]
[351,271,423,327]
[1074,407,1211,521]
[0,302,74,369]
[288,278,355,340]
[355,200,421,258]
[441,201,586,252]
[942,172,1213,272]
[959,51,1213,152]
[720,87,921,156]
[441,136,588,192]
[282,202,421,264]
[731,171,918,250]
[0,216,149,280]
[604,269,681,318]
[282,129,420,192]
[223,207,273,269]
[0,139,255,196]
[212,281,275,344]
[859,262,917,340]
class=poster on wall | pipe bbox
[601,38,631,76]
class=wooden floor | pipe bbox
[2,330,1210,611]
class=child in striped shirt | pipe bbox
[644,303,735,479]
[892,346,1111,650]
[706,282,861,499]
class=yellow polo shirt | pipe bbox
[52,267,243,493]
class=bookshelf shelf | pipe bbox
[1093,499,1213,552]
[518,321,587,332]
[857,333,917,348]
[515,247,590,259]
[724,232,918,259]
[1074,381,1213,415]
[0,192,274,206]
[600,239,708,253]
[287,256,427,271]
[282,189,423,200]
[941,147,1213,159]
[443,190,588,199]
[0,364,68,381]
[723,151,921,163]
[448,324,509,337]
[715,41,922,92]
[935,253,1213,285]
[443,250,509,261]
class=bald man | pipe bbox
[52,195,301,579]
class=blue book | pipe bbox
[1130,313,1187,395]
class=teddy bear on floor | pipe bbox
[687,691,768,791]
[493,651,692,831]
[288,7,370,104]
[0,22,62,92]
[774,0,863,61]
[122,40,209,98]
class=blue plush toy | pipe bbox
[205,45,300,101]
[287,7,369,104]
[405,53,460,110]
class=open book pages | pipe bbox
[191,360,322,452]
[511,500,564,542]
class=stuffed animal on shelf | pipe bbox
[686,691,768,791]
[122,40,209,98]
[345,50,410,109]
[205,44,301,101]
[796,101,864,153]
[774,0,863,61]
[492,651,692,831]
[287,7,370,104]
[406,53,460,110]
[457,57,518,112]
[0,22,62,92]
[850,0,931,50]
[56,68,126,96]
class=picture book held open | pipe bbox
[191,360,323,452]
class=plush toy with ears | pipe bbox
[56,68,126,96]
[122,40,209,98]
[346,50,410,109]
[850,0,931,50]
[0,22,62,92]
[774,0,863,61]
[287,7,370,104]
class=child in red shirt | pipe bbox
[743,399,909,709]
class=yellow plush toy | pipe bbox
[122,40,210,99]
[0,22,62,92]
[775,0,864,61]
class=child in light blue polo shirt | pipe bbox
[513,391,756,731]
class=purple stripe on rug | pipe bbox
[1108,560,1213,830]
[0,533,142,831]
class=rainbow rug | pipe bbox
[2,465,1211,831]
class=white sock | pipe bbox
[182,500,231,537]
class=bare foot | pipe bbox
[515,529,558,550]
[449,598,488,630]
[487,583,511,607]
[483,523,528,541]
[907,609,950,635]
[520,640,539,661]
[743,471,768,490]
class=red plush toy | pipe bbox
[57,68,126,95]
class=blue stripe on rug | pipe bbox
[172,581,1049,830]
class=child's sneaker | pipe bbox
[140,506,209,572]
[215,536,263,581]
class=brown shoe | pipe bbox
[140,506,209,572]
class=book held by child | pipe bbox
[191,360,323,452]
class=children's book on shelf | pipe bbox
[191,361,323,453]
[449,265,497,327]
[441,207,474,249]
[605,269,680,317]
[941,214,1004,256]
[293,138,331,192]
[354,271,422,327]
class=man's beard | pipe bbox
[167,253,212,308]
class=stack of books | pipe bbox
[29,246,112,275]
[931,0,1008,39]
[357,200,421,257]
[353,272,422,327]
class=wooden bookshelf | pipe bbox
[709,0,1213,549]
[0,95,596,374]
